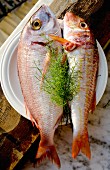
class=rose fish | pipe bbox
[49,12,99,159]
[17,5,63,168]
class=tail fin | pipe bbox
[36,144,61,168]
[72,131,91,159]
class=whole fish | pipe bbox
[17,5,63,168]
[63,12,99,159]
[49,12,99,159]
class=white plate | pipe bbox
[0,32,108,120]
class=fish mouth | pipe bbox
[31,40,53,47]
[31,31,60,46]
[31,31,59,47]
[31,41,48,46]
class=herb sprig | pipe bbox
[34,45,80,107]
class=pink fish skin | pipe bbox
[63,12,99,159]
[17,5,62,168]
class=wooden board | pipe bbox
[50,0,104,19]
[0,89,39,170]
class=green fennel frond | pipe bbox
[34,46,80,106]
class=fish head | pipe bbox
[64,12,90,31]
[49,12,93,52]
[64,12,91,44]
[21,5,61,44]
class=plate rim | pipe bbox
[1,31,27,119]
[96,40,108,104]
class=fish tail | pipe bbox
[72,131,91,159]
[36,143,61,168]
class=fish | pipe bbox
[17,5,63,168]
[49,12,99,159]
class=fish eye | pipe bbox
[31,19,42,30]
[80,22,87,28]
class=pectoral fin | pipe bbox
[40,51,51,88]
[25,102,39,128]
